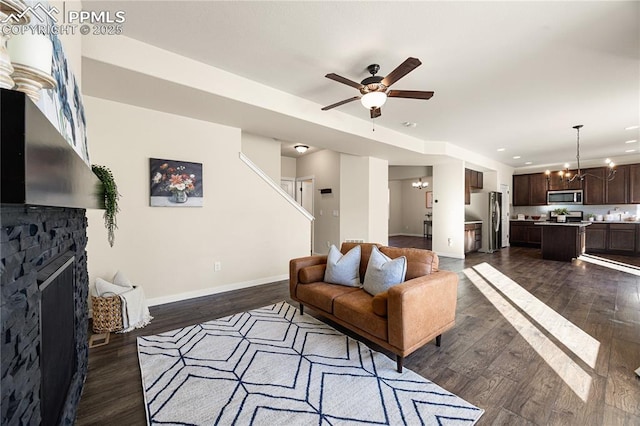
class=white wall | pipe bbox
[339,155,389,245]
[367,157,389,245]
[85,97,311,305]
[401,177,433,236]
[388,176,433,236]
[297,149,341,254]
[281,156,296,178]
[432,160,465,258]
[241,133,281,181]
[340,155,369,243]
[388,180,403,235]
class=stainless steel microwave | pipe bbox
[547,189,583,205]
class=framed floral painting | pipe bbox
[149,158,203,207]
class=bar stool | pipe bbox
[423,220,432,238]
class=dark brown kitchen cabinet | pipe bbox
[606,164,628,204]
[509,221,541,247]
[629,164,640,204]
[586,222,639,254]
[514,164,640,206]
[529,173,548,205]
[583,168,606,205]
[528,226,542,244]
[469,170,483,189]
[513,173,548,206]
[465,168,483,205]
[513,175,530,206]
[548,170,581,191]
[585,223,607,251]
[608,223,636,253]
[464,169,471,205]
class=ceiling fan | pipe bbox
[321,57,434,119]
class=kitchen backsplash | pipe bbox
[512,204,640,220]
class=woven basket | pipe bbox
[91,294,123,333]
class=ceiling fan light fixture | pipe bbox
[294,145,309,153]
[361,91,387,109]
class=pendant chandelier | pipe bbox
[545,125,616,184]
[412,178,429,189]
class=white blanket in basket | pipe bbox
[119,286,153,332]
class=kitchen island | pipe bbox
[535,222,591,261]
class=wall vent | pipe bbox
[344,239,365,243]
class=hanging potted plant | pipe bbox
[92,164,120,247]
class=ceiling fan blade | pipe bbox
[381,57,422,87]
[325,73,364,89]
[387,90,434,100]
[370,107,381,119]
[321,96,361,111]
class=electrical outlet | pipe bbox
[448,238,453,247]
[214,261,221,272]
[326,241,331,248]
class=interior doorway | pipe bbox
[500,183,510,247]
[296,176,314,216]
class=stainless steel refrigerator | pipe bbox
[488,191,502,253]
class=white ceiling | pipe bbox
[87,1,640,170]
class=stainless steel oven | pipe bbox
[547,189,583,205]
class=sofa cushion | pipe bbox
[380,246,439,280]
[371,292,388,317]
[324,244,361,287]
[340,242,381,283]
[334,290,388,341]
[299,264,326,284]
[363,246,407,296]
[296,282,360,314]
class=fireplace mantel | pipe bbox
[0,88,101,209]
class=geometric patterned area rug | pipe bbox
[137,301,484,425]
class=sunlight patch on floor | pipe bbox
[472,262,600,369]
[578,254,640,276]
[464,266,593,402]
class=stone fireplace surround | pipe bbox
[1,205,90,425]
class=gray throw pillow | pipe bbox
[363,246,407,296]
[324,244,361,287]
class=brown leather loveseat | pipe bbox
[289,242,458,372]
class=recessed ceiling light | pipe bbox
[625,125,639,130]
[625,140,637,144]
[625,149,636,153]
[513,156,521,159]
[401,121,417,128]
[525,161,532,165]
[497,148,505,152]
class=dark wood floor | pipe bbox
[76,241,640,425]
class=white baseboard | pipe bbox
[146,274,289,307]
[435,251,465,259]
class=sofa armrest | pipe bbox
[289,255,328,298]
[387,270,458,351]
